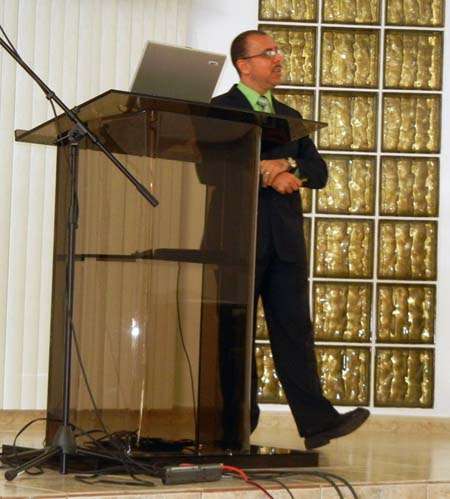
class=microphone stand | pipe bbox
[0,31,158,480]
[0,35,158,206]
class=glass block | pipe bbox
[314,218,374,278]
[380,157,439,216]
[375,348,434,407]
[255,299,269,340]
[273,90,314,119]
[384,30,443,90]
[317,155,376,215]
[377,284,435,344]
[313,282,372,342]
[316,347,370,405]
[259,25,316,85]
[322,0,380,23]
[382,94,441,153]
[378,221,437,280]
[259,0,317,21]
[321,29,379,88]
[256,344,286,403]
[319,92,377,151]
[301,188,312,213]
[386,0,444,26]
[304,216,311,261]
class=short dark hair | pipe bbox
[230,29,267,74]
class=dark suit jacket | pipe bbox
[211,85,327,265]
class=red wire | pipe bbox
[222,465,274,498]
[222,465,249,481]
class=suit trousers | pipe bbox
[250,243,340,437]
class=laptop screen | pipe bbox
[130,41,226,103]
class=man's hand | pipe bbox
[260,159,290,187]
[271,172,303,194]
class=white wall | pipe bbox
[1,0,449,417]
[186,0,258,95]
[186,0,450,417]
[0,0,191,410]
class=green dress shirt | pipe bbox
[237,82,275,113]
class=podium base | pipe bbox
[1,443,318,473]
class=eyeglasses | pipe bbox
[240,48,283,60]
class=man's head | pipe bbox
[230,30,284,94]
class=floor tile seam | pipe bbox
[0,492,65,499]
[31,492,187,499]
[57,487,206,497]
[0,484,204,497]
[194,482,319,493]
[22,495,66,499]
[326,479,450,488]
[16,486,445,499]
[4,477,450,497]
[3,478,318,496]
[0,482,73,494]
[0,482,169,499]
[345,479,441,486]
[169,477,450,491]
[4,482,449,499]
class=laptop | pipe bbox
[130,41,226,103]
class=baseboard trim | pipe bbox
[0,409,449,436]
[254,409,450,435]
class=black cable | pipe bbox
[1,417,153,486]
[58,164,163,484]
[71,326,164,480]
[12,417,55,468]
[292,470,351,498]
[64,162,163,482]
[0,417,61,472]
[72,428,108,441]
[266,476,294,498]
[61,122,165,485]
[74,244,200,467]
[224,471,274,498]
[246,477,274,498]
[317,470,358,499]
[69,424,117,453]
[73,459,159,487]
[71,327,110,436]
[73,458,158,487]
[175,263,198,431]
[75,473,155,487]
[310,471,344,498]
[71,423,161,485]
[70,423,159,484]
[247,469,356,499]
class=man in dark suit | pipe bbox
[212,30,369,450]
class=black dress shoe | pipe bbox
[304,408,370,450]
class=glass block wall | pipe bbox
[256,0,443,409]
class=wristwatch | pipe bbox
[286,157,297,171]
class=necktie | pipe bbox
[257,95,271,113]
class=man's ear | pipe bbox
[236,59,249,76]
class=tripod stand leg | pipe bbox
[4,446,61,481]
[1,447,45,463]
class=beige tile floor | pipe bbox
[0,415,449,498]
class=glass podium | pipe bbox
[15,90,325,467]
